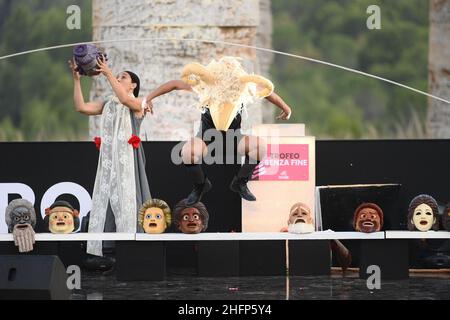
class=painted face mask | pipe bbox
[412,203,435,231]
[287,203,314,234]
[44,201,80,234]
[407,195,439,232]
[139,199,172,234]
[181,56,274,131]
[5,199,36,232]
[173,199,209,234]
[5,199,37,253]
[353,203,383,233]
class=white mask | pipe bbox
[412,203,435,231]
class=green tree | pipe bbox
[0,0,430,140]
[0,0,92,141]
[271,0,428,138]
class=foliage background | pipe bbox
[0,0,429,140]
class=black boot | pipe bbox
[186,177,212,205]
[230,176,256,201]
[230,157,258,201]
[185,163,206,184]
[184,163,211,205]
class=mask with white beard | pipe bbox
[287,222,315,234]
[286,202,315,234]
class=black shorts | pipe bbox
[196,109,244,145]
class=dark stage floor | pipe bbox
[71,270,449,300]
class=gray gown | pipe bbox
[87,96,151,256]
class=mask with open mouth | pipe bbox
[5,199,36,233]
[353,203,383,233]
[138,199,172,234]
[286,202,314,234]
[5,199,37,252]
[173,199,209,234]
[407,195,439,232]
[44,201,80,234]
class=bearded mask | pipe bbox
[287,203,314,234]
[5,199,36,233]
[353,203,383,233]
[173,199,209,234]
[139,199,172,234]
[181,56,274,131]
[5,199,37,253]
[407,195,439,232]
[44,201,80,234]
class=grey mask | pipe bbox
[5,199,36,233]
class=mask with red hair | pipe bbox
[44,201,80,234]
[353,203,383,233]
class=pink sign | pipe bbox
[252,144,309,181]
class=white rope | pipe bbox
[0,37,448,104]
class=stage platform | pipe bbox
[1,231,448,281]
[1,140,449,282]
[1,231,447,241]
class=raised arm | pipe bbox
[265,91,292,120]
[69,59,104,116]
[94,57,144,114]
[146,80,192,101]
[144,80,192,113]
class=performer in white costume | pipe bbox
[69,57,151,257]
[146,56,292,205]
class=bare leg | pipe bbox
[237,135,267,162]
[181,137,208,165]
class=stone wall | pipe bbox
[90,0,274,140]
[427,0,450,138]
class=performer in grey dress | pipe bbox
[69,57,151,257]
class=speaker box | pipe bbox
[0,255,70,300]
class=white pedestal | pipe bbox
[242,124,316,232]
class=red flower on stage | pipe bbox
[128,134,141,149]
[94,137,101,150]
